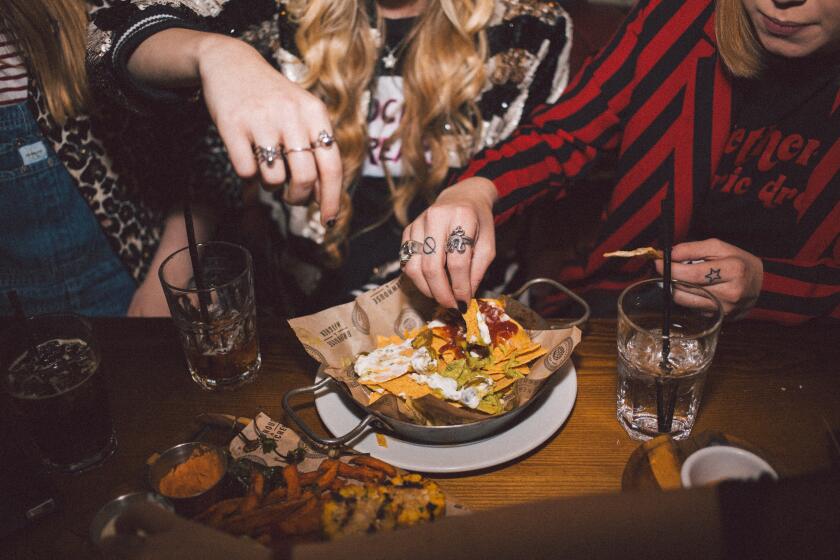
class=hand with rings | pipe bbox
[127,31,344,226]
[655,238,764,318]
[400,178,499,310]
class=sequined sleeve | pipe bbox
[86,0,278,114]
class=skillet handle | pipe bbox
[282,376,380,449]
[508,277,590,328]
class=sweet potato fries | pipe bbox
[192,457,390,543]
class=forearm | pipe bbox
[126,29,241,91]
[443,177,498,207]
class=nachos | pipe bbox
[352,299,546,415]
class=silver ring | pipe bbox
[399,240,423,266]
[445,226,475,254]
[312,129,336,149]
[283,145,313,155]
[253,144,282,167]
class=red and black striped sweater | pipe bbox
[461,0,839,324]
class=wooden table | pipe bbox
[5,318,840,558]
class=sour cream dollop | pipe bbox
[354,340,437,384]
[409,373,492,409]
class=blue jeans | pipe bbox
[0,102,135,316]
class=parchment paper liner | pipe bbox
[288,277,581,426]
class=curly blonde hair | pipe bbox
[287,0,494,267]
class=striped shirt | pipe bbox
[0,29,28,106]
[460,0,839,324]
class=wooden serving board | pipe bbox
[621,431,775,491]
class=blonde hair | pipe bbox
[0,0,89,124]
[715,0,764,78]
[287,0,493,267]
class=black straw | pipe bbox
[184,192,211,323]
[657,184,675,434]
[6,290,38,358]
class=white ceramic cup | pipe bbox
[681,446,778,488]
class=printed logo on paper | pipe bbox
[301,343,326,365]
[319,321,352,348]
[543,337,573,372]
[394,308,423,338]
[351,302,370,335]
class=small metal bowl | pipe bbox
[147,442,228,516]
[89,492,174,548]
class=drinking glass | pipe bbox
[616,279,723,441]
[1,313,117,472]
[159,241,261,390]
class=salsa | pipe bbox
[477,300,518,345]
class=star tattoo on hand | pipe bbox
[705,268,721,284]
[423,236,436,255]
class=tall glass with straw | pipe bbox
[616,278,723,440]
[158,200,261,390]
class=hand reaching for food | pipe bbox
[400,177,499,308]
[655,238,763,319]
[127,29,342,226]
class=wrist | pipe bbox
[473,177,499,207]
[443,177,498,208]
[195,34,260,80]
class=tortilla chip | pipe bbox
[463,299,485,345]
[368,392,385,405]
[377,335,404,347]
[490,344,514,362]
[499,326,533,352]
[353,297,548,416]
[603,247,663,260]
[403,327,423,340]
[493,377,518,392]
[512,344,548,364]
[379,375,432,399]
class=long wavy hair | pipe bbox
[287,0,494,267]
[715,0,764,78]
[0,0,89,124]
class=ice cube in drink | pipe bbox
[176,307,261,390]
[616,328,711,441]
[6,338,116,471]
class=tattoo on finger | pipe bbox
[423,236,436,255]
[705,268,721,284]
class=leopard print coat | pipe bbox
[23,1,238,284]
[29,71,166,283]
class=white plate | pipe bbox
[314,362,577,473]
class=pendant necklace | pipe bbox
[381,37,408,69]
[380,18,414,70]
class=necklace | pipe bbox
[380,17,415,70]
[381,37,408,69]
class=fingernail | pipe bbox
[457,301,468,314]
[326,218,336,229]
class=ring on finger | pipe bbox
[445,226,475,254]
[253,144,282,167]
[312,129,336,149]
[283,145,314,155]
[399,240,423,267]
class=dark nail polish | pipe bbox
[326,218,336,229]
[457,301,468,314]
